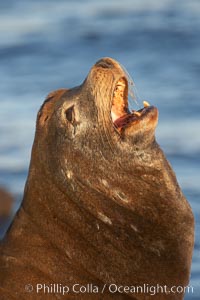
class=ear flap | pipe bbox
[38,89,68,126]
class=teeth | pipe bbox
[143,100,150,107]
[115,83,125,91]
[117,81,126,86]
[134,111,141,116]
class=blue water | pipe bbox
[0,0,199,298]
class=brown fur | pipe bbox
[0,58,194,299]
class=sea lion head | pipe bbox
[35,57,159,177]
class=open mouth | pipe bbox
[111,77,151,132]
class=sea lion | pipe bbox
[0,57,194,300]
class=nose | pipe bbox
[95,57,115,69]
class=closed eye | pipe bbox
[65,105,75,123]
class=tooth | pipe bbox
[134,111,141,116]
[143,100,150,107]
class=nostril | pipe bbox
[95,59,114,69]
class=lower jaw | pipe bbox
[113,104,153,129]
[112,106,158,138]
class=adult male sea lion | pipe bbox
[0,58,194,299]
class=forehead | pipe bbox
[38,89,67,127]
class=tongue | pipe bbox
[114,113,137,128]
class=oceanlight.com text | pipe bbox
[24,283,194,296]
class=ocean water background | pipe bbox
[0,0,199,298]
